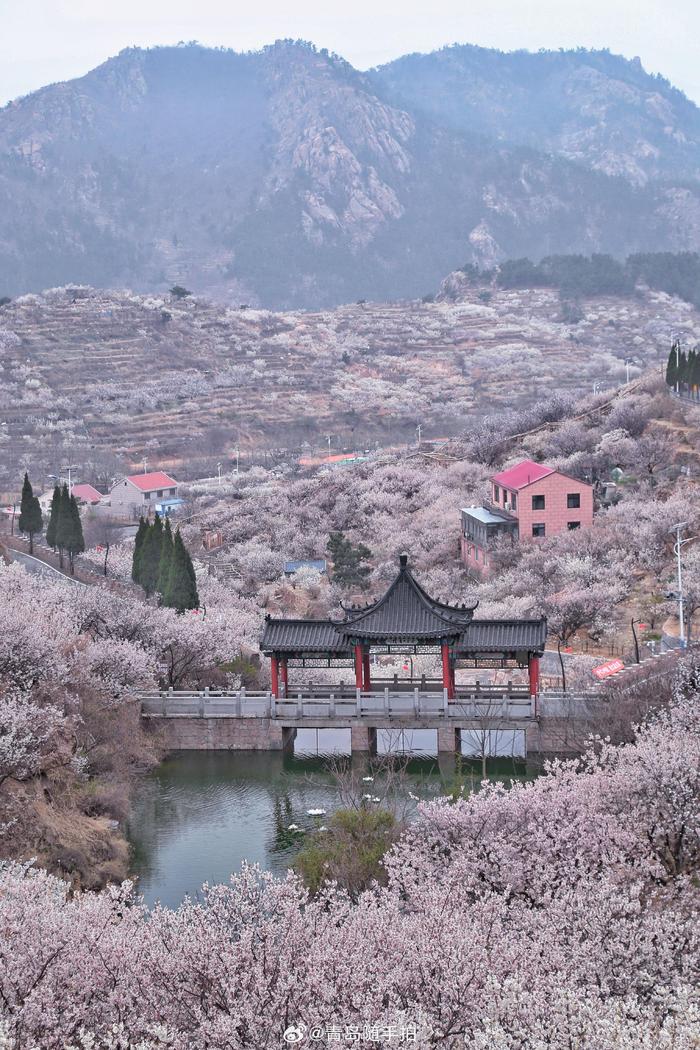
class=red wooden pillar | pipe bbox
[362,650,371,692]
[270,655,279,698]
[280,659,289,698]
[528,655,540,697]
[441,642,454,699]
[354,644,364,691]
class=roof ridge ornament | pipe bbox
[399,553,408,569]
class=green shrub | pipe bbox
[294,807,400,899]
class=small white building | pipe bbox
[39,483,104,513]
[108,471,180,519]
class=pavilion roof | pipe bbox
[260,618,351,654]
[340,555,477,640]
[457,619,547,655]
[259,616,547,656]
[260,556,547,656]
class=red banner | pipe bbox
[592,659,625,680]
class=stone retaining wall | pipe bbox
[150,716,285,751]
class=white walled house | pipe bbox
[108,471,180,519]
[39,483,104,514]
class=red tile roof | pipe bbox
[71,483,103,503]
[126,471,178,492]
[490,459,555,490]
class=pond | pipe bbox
[127,729,530,909]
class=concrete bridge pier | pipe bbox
[351,725,378,755]
[437,751,458,781]
[282,727,297,753]
[437,726,461,754]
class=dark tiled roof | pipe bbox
[260,558,545,655]
[260,618,350,654]
[340,560,477,640]
[458,619,547,654]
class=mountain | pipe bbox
[372,45,700,185]
[1,41,700,308]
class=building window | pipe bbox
[532,494,545,510]
[144,491,152,499]
[568,521,581,530]
[510,492,517,511]
[567,493,581,509]
[157,490,163,497]
[532,523,546,537]
[493,485,500,503]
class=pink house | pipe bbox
[461,459,594,572]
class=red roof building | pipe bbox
[109,471,179,519]
[490,459,554,490]
[461,459,594,574]
[70,483,103,504]
[125,471,177,492]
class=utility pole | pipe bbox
[235,448,240,474]
[217,462,222,486]
[415,423,422,446]
[625,359,632,385]
[676,338,681,395]
[143,458,147,475]
[670,521,693,649]
[327,435,332,460]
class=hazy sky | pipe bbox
[1,0,699,107]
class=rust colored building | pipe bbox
[461,459,594,572]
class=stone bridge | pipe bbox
[140,686,601,756]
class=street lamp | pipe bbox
[669,522,696,649]
[630,618,648,664]
[61,464,77,496]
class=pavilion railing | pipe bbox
[140,686,538,721]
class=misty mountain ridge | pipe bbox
[2,39,700,308]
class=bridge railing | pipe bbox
[140,687,535,721]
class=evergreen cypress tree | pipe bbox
[54,483,71,569]
[157,517,174,598]
[132,516,148,584]
[327,531,372,589]
[65,493,85,574]
[18,472,43,555]
[164,529,199,612]
[45,485,61,551]
[139,514,163,596]
[666,343,679,387]
[693,348,700,396]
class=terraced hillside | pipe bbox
[0,278,697,487]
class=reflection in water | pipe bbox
[128,730,530,909]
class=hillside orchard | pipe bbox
[0,663,698,1047]
[1,356,700,1046]
[0,275,698,486]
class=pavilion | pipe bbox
[261,554,546,699]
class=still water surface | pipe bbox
[128,729,527,908]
